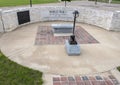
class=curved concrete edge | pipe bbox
[0,6,120,32]
[111,68,120,83]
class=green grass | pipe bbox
[0,51,43,85]
[117,66,120,72]
[0,0,58,7]
[112,0,120,4]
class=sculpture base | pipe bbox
[65,40,80,56]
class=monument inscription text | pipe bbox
[41,9,73,20]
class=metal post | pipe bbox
[73,13,76,35]
[65,0,66,7]
[73,10,79,35]
[95,0,97,5]
[69,10,79,45]
[30,0,32,7]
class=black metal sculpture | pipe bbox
[69,10,79,45]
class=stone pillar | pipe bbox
[0,9,4,32]
[111,11,120,31]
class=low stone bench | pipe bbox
[51,24,73,36]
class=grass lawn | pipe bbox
[0,51,43,85]
[0,0,58,7]
[112,0,120,4]
[117,66,120,72]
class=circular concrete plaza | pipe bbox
[0,21,120,75]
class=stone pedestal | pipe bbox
[65,40,80,56]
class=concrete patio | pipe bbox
[0,1,120,85]
[0,21,120,75]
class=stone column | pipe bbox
[0,9,4,32]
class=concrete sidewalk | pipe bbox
[0,22,120,75]
[0,1,120,85]
[0,22,120,84]
[0,1,120,11]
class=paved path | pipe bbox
[0,1,120,11]
[0,22,120,75]
[0,1,120,84]
[43,70,120,85]
[53,74,119,85]
[0,20,120,85]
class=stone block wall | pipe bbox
[39,6,74,21]
[0,6,120,32]
[77,7,113,30]
[0,9,4,32]
[2,8,32,31]
[111,11,120,31]
[29,7,41,23]
[2,10,18,31]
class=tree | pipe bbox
[61,0,71,7]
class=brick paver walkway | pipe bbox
[53,75,119,85]
[35,26,99,45]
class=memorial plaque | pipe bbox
[41,8,73,21]
[17,10,30,25]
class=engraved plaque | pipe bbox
[17,10,30,25]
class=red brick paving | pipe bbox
[75,76,82,81]
[53,77,60,81]
[53,75,119,85]
[61,77,68,81]
[35,26,99,45]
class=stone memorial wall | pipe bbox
[111,11,120,31]
[2,8,30,31]
[76,7,113,30]
[40,7,73,21]
[0,6,120,32]
[0,9,4,32]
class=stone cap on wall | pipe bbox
[0,6,120,32]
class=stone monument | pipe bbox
[65,10,80,56]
